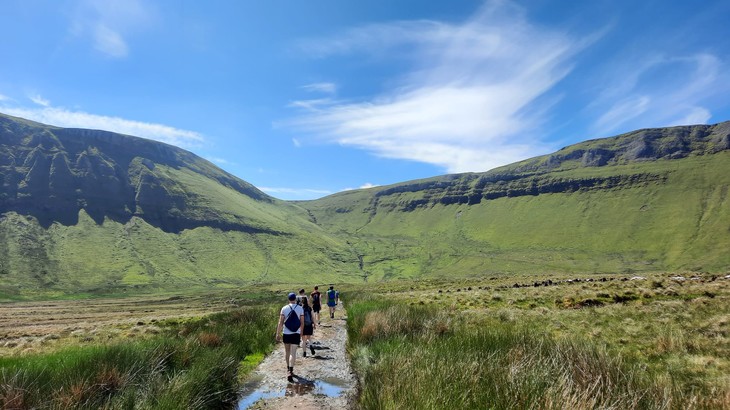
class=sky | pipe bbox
[1,0,729,200]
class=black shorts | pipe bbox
[303,325,313,336]
[282,333,301,345]
[313,304,321,313]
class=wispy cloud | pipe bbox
[70,0,153,58]
[0,94,9,102]
[591,53,725,135]
[0,105,204,149]
[286,1,586,173]
[92,23,129,58]
[301,82,337,94]
[206,156,233,166]
[29,94,51,107]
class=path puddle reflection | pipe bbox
[237,375,350,409]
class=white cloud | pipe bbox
[29,94,51,107]
[287,98,336,112]
[343,182,380,191]
[286,0,583,173]
[595,96,650,132]
[70,0,153,58]
[301,82,337,94]
[670,107,711,126]
[591,53,726,135]
[0,106,204,149]
[292,138,301,147]
[93,23,128,58]
[0,94,9,102]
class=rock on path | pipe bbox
[239,304,356,410]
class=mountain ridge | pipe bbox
[1,112,271,232]
[1,113,729,297]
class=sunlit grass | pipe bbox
[345,273,730,409]
[0,305,277,409]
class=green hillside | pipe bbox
[0,113,361,299]
[299,123,730,280]
[2,112,729,298]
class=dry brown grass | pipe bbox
[0,385,28,410]
[197,332,223,348]
[0,292,239,356]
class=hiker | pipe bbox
[326,285,337,319]
[301,296,316,357]
[275,292,304,382]
[296,288,306,305]
[310,286,322,325]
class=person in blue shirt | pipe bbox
[326,285,337,319]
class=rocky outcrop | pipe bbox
[0,113,273,232]
[364,121,730,212]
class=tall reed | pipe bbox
[0,305,277,409]
[347,297,726,409]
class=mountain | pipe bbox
[0,113,359,299]
[298,122,730,280]
[2,112,729,298]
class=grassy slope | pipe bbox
[301,153,730,280]
[0,163,361,299]
[2,114,729,296]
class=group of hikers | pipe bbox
[275,285,339,382]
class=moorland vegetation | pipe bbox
[1,113,729,408]
[346,272,729,409]
[2,114,730,298]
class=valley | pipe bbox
[1,113,729,408]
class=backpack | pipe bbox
[283,305,301,332]
[312,292,320,303]
[327,289,336,302]
[303,308,313,326]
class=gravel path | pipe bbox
[238,304,356,410]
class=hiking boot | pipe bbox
[310,345,315,355]
[303,350,307,357]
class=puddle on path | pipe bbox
[237,376,350,409]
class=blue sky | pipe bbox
[1,0,729,200]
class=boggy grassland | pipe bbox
[345,272,730,409]
[0,273,728,409]
[0,289,281,409]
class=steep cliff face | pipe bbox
[0,113,359,297]
[354,122,730,212]
[299,122,730,278]
[0,113,271,232]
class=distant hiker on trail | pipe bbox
[300,296,316,357]
[327,285,337,319]
[296,288,306,305]
[275,292,304,382]
[310,286,322,325]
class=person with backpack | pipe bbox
[326,285,337,319]
[300,297,316,357]
[310,286,322,325]
[275,292,304,382]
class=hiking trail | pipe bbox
[238,304,356,409]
